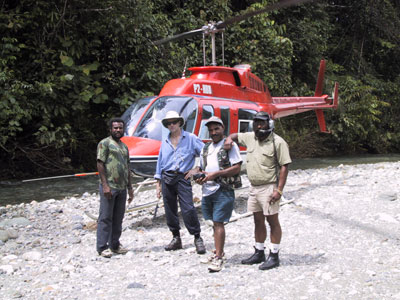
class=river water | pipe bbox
[1,154,399,206]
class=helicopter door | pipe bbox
[198,104,214,140]
[220,106,230,136]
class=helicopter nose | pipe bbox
[120,136,162,177]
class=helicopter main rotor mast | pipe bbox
[201,22,224,66]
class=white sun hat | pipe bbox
[161,111,185,128]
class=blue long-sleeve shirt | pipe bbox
[155,129,204,180]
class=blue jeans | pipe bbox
[202,188,235,223]
[161,173,201,236]
[96,184,127,252]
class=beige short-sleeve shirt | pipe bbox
[238,132,291,186]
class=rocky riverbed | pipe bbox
[0,162,399,300]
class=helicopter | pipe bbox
[121,0,339,178]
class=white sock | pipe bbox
[270,243,280,253]
[255,242,265,251]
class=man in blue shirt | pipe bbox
[155,111,206,254]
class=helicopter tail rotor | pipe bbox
[314,59,326,97]
[313,60,339,133]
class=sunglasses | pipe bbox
[166,120,180,126]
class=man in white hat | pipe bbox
[155,111,206,254]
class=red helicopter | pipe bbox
[121,0,339,178]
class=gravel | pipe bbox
[0,162,399,300]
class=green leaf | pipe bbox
[94,87,103,95]
[93,94,108,104]
[60,55,74,67]
[65,74,74,80]
[80,90,94,102]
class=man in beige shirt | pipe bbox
[225,111,291,270]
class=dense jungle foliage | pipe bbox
[1,0,399,179]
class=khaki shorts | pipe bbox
[247,183,280,216]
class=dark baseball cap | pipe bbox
[253,111,271,121]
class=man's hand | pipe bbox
[193,172,206,184]
[127,188,134,204]
[184,168,198,180]
[269,190,281,204]
[156,180,162,199]
[201,172,217,183]
[103,184,112,200]
[224,136,233,150]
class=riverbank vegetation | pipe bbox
[1,0,399,179]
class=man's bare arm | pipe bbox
[224,133,239,150]
[127,171,134,203]
[201,162,241,183]
[97,160,112,199]
[270,164,289,203]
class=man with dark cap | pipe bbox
[225,111,291,270]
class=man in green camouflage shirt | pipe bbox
[96,118,133,258]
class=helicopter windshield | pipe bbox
[133,96,198,141]
[122,96,156,136]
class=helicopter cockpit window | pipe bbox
[122,96,156,136]
[198,105,214,140]
[133,96,198,141]
[238,108,257,133]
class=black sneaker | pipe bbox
[194,236,206,254]
[241,247,265,265]
[165,236,182,251]
[259,251,279,270]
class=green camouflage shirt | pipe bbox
[97,136,130,190]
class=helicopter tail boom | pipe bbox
[270,59,339,132]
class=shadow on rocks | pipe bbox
[226,252,326,267]
[283,252,327,266]
[129,244,166,253]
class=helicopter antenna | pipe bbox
[202,33,206,66]
[222,31,225,67]
[181,57,188,78]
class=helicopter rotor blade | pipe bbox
[153,0,317,46]
[153,28,204,46]
[216,0,316,29]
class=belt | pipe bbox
[164,170,183,175]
